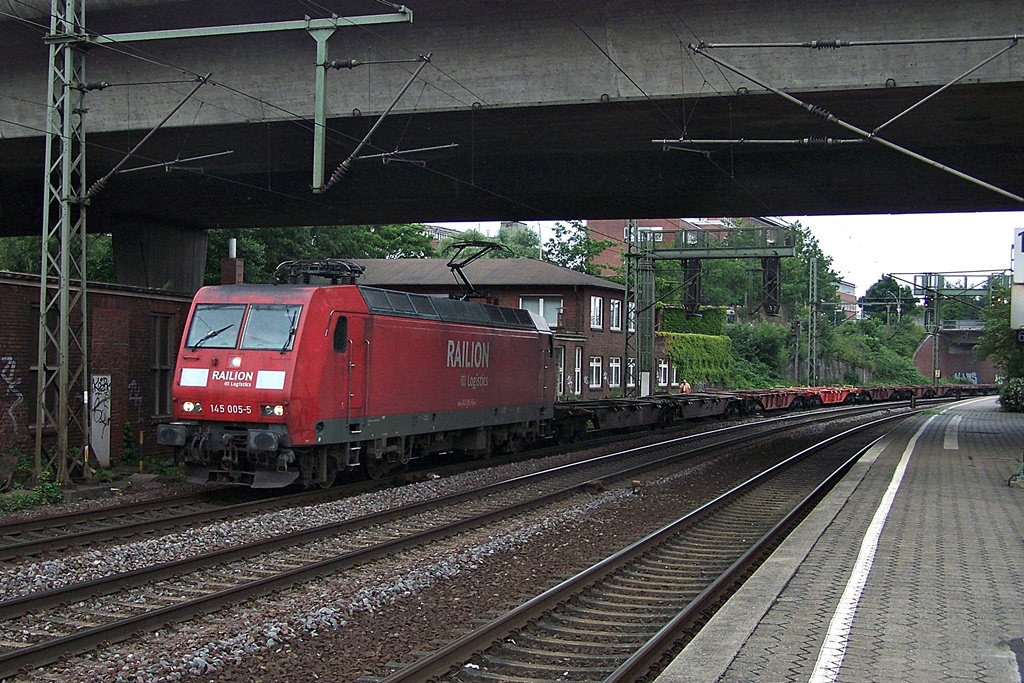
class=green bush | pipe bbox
[0,481,64,512]
[725,323,790,387]
[999,377,1024,412]
[121,421,138,464]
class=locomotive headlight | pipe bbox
[261,404,285,417]
[182,401,202,413]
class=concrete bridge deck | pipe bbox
[1,0,1022,236]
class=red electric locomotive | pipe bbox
[157,262,555,487]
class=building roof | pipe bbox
[351,258,624,292]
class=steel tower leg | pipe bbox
[36,0,90,485]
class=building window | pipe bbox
[609,299,622,331]
[671,364,679,387]
[590,296,603,329]
[520,296,563,326]
[609,357,621,388]
[555,346,565,396]
[151,314,174,417]
[574,347,583,396]
[589,356,603,389]
[657,358,669,387]
[627,301,636,333]
[626,358,636,388]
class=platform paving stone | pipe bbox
[656,398,1024,683]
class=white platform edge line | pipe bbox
[808,415,937,683]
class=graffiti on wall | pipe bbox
[128,379,143,423]
[90,374,111,467]
[1,357,26,434]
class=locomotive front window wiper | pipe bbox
[191,324,234,351]
[280,310,299,354]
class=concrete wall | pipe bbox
[2,0,1021,137]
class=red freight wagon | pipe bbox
[158,283,554,487]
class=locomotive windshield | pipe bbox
[186,304,245,350]
[240,304,303,352]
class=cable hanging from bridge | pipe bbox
[317,53,432,193]
[683,43,1024,205]
[85,73,211,199]
[696,34,1021,50]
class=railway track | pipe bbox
[0,405,901,679]
[0,401,909,563]
[374,415,901,683]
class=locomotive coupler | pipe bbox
[277,449,295,472]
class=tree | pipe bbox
[859,276,919,323]
[0,234,116,283]
[975,281,1024,378]
[543,220,615,275]
[204,224,437,285]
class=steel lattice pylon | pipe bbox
[36,0,90,485]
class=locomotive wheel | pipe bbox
[319,456,338,489]
[363,456,388,480]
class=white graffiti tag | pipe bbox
[1,357,25,432]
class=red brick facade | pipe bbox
[0,273,191,464]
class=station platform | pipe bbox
[656,396,1024,683]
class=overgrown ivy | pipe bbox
[660,333,732,384]
[661,307,727,336]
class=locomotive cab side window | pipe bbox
[333,316,348,352]
[240,304,303,351]
[185,304,246,350]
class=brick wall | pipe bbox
[0,273,191,464]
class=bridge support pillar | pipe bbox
[112,224,208,294]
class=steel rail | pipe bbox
[0,406,902,678]
[605,436,885,683]
[0,399,902,561]
[0,403,877,621]
[374,412,910,683]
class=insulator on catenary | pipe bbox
[809,40,846,50]
[808,105,832,120]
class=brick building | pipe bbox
[0,272,191,466]
[352,258,682,398]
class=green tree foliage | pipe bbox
[860,276,920,321]
[724,322,790,388]
[543,220,615,275]
[205,224,437,285]
[0,234,116,283]
[830,321,927,384]
[660,333,732,384]
[975,281,1024,378]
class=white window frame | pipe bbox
[589,356,603,389]
[590,296,603,329]
[609,299,622,331]
[520,295,563,327]
[627,301,636,333]
[608,356,621,388]
[657,358,669,387]
[555,345,565,396]
[574,347,583,396]
[671,364,679,387]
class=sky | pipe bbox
[436,211,1024,297]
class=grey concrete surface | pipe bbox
[1,1,1022,236]
[657,396,1024,683]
